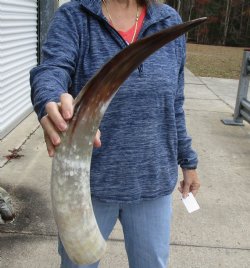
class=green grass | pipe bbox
[186,44,245,79]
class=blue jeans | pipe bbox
[58,195,172,268]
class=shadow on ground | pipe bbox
[0,182,56,236]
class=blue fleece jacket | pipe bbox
[30,0,198,202]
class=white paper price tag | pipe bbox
[181,192,200,213]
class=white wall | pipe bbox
[0,0,38,139]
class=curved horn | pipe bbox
[51,17,207,265]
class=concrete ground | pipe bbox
[0,69,250,268]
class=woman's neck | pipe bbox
[102,0,142,32]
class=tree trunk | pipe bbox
[177,0,181,13]
[186,0,195,41]
[223,0,232,45]
[239,0,245,38]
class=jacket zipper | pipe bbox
[80,5,171,75]
[100,15,172,76]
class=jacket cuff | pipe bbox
[178,152,198,170]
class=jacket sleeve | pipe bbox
[30,5,79,120]
[174,34,198,169]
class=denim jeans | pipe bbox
[58,195,172,268]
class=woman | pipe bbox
[30,0,200,267]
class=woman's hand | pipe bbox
[178,169,200,198]
[40,93,101,157]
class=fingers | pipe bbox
[44,131,56,157]
[177,180,184,194]
[42,94,100,156]
[45,93,73,131]
[41,115,61,157]
[178,171,201,198]
[190,181,200,197]
[182,181,191,198]
[41,115,61,145]
[94,129,102,148]
[46,102,67,132]
[42,103,64,157]
[178,180,190,198]
[42,94,74,157]
[60,93,74,120]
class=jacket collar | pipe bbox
[79,0,172,24]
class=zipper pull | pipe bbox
[138,64,143,76]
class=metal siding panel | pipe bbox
[0,0,37,139]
